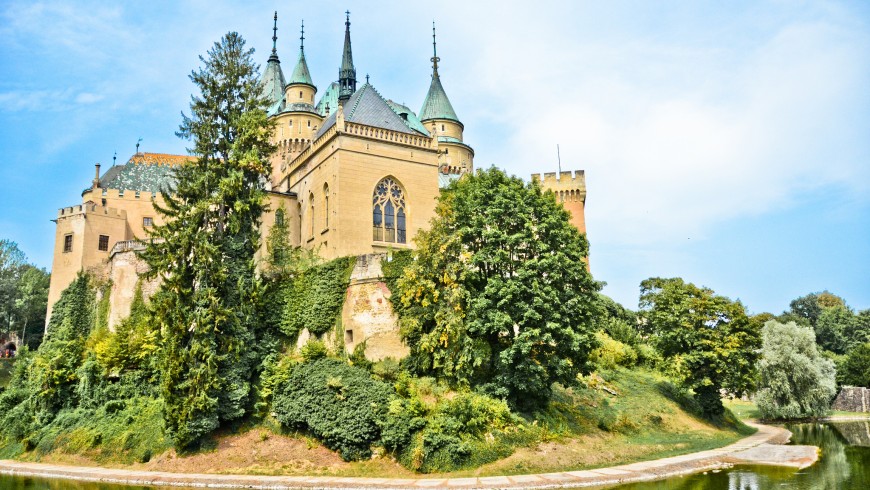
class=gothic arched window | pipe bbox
[373,177,406,243]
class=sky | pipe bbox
[0,0,868,314]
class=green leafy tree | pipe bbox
[788,291,845,328]
[638,277,761,417]
[816,304,855,355]
[0,240,26,338]
[14,265,50,349]
[144,32,274,449]
[397,167,600,409]
[839,342,870,387]
[756,320,836,419]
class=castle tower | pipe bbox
[284,19,317,109]
[338,11,357,103]
[420,23,473,175]
[268,17,323,185]
[261,12,286,112]
[532,170,588,236]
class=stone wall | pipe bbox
[832,386,870,412]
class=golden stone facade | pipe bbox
[45,14,587,340]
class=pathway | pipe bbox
[0,422,808,489]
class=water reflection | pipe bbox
[0,475,165,490]
[612,422,870,489]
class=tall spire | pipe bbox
[338,10,357,102]
[431,22,440,77]
[268,11,279,63]
[261,12,287,112]
[287,19,315,88]
[420,22,459,123]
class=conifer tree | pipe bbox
[145,32,274,448]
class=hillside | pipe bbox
[9,367,753,477]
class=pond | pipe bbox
[2,421,869,489]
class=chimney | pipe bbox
[92,163,101,191]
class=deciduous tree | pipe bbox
[638,277,761,417]
[756,320,836,419]
[397,167,600,409]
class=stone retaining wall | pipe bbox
[832,386,870,412]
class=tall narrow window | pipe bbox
[63,234,73,253]
[323,184,329,229]
[309,193,315,239]
[98,235,109,251]
[372,177,406,244]
[275,208,285,227]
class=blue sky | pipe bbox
[1,1,868,314]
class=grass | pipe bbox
[4,367,757,478]
[724,398,762,421]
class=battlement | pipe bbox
[57,202,127,220]
[532,170,585,185]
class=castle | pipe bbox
[46,13,587,353]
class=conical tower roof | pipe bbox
[287,20,315,88]
[261,12,287,112]
[419,24,459,123]
[338,11,357,101]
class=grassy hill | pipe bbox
[11,366,753,477]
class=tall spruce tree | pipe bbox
[145,32,274,448]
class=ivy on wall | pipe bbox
[279,256,355,338]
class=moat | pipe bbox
[2,421,870,489]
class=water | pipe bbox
[612,420,870,489]
[2,421,869,489]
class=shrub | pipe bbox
[280,257,355,338]
[272,358,393,460]
[590,331,638,369]
[839,342,870,387]
[756,320,836,419]
[299,338,328,362]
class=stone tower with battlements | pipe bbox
[532,170,587,236]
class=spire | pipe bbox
[420,22,459,123]
[338,10,357,102]
[261,12,287,112]
[431,22,440,77]
[268,11,279,63]
[287,19,314,88]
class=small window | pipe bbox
[345,329,354,343]
[143,217,153,227]
[135,190,141,199]
[299,90,302,98]
[441,124,445,131]
[63,234,73,253]
[289,119,293,127]
[307,119,311,128]
[275,208,285,227]
[98,235,109,251]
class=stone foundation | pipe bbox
[832,386,870,412]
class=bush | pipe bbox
[756,320,837,420]
[590,331,638,369]
[272,358,393,460]
[299,338,328,362]
[280,257,355,338]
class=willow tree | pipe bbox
[145,32,274,448]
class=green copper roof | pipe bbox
[261,12,286,116]
[288,51,315,88]
[314,83,425,140]
[315,82,340,116]
[420,74,459,123]
[86,153,185,195]
[386,100,430,136]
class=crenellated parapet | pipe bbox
[57,202,127,220]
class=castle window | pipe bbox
[309,192,315,238]
[63,234,73,253]
[289,119,293,127]
[307,119,311,128]
[275,208,285,227]
[299,90,302,98]
[143,217,153,227]
[441,124,445,131]
[323,184,329,229]
[372,177,406,244]
[98,235,109,251]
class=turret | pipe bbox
[284,20,317,107]
[421,23,473,173]
[261,12,287,114]
[338,11,357,103]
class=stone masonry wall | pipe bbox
[832,386,870,412]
